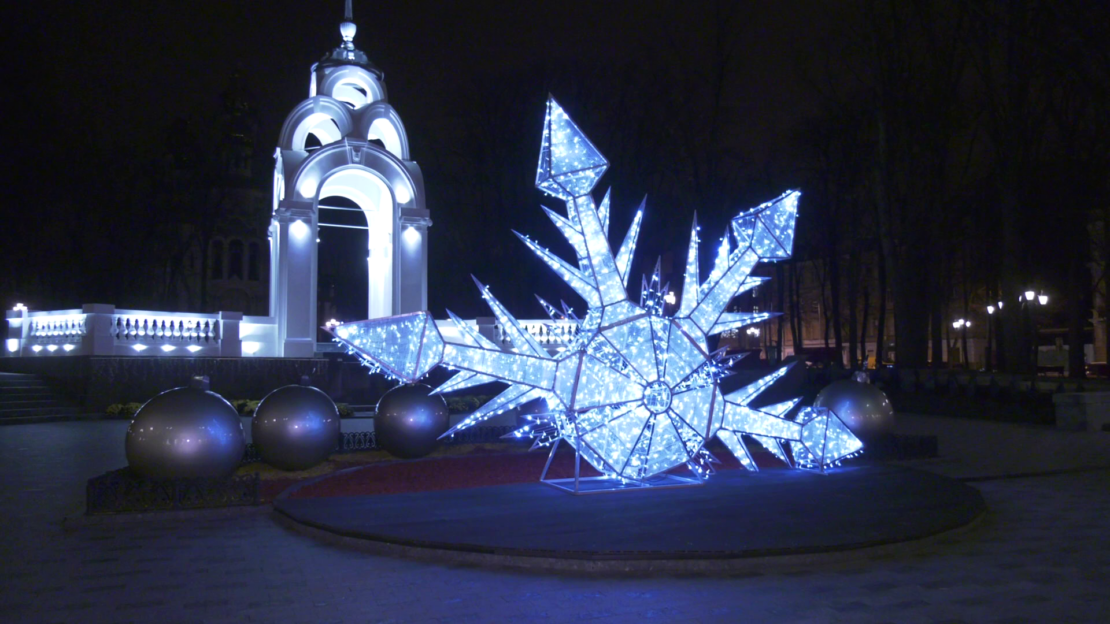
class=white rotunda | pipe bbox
[269,2,430,357]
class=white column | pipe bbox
[273,200,318,358]
[368,223,393,318]
[218,311,243,357]
[81,303,116,356]
[5,307,27,356]
[398,210,431,314]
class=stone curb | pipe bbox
[64,503,272,530]
[0,413,117,426]
[271,505,989,576]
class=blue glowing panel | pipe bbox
[333,313,443,382]
[535,98,608,200]
[731,191,800,261]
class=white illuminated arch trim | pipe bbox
[318,65,386,105]
[358,102,410,160]
[278,97,355,152]
[290,142,418,209]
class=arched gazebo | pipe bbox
[269,3,430,357]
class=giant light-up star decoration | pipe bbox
[331,97,863,493]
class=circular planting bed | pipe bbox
[273,444,986,573]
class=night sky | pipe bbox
[12,1,838,152]
[4,0,850,316]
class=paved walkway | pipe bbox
[0,418,1108,623]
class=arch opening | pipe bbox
[292,113,344,152]
[317,168,395,321]
[333,80,371,108]
[367,117,404,159]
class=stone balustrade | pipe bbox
[6,304,278,358]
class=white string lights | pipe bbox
[330,96,863,493]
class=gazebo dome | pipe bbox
[316,2,382,79]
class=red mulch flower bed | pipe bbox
[287,442,779,500]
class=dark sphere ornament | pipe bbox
[126,387,246,480]
[252,385,340,471]
[813,377,895,442]
[375,383,450,459]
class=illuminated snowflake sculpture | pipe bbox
[331,97,863,492]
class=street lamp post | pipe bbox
[952,318,971,367]
[986,305,996,372]
[1023,290,1049,373]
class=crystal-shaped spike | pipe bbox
[597,188,611,235]
[708,311,779,336]
[472,277,549,358]
[678,215,700,316]
[432,370,500,394]
[731,190,800,260]
[699,234,732,299]
[572,195,627,306]
[445,308,499,350]
[535,97,608,200]
[331,313,445,383]
[560,300,579,321]
[718,430,758,471]
[443,386,546,438]
[724,363,795,405]
[536,295,566,320]
[514,232,601,307]
[541,205,588,264]
[614,199,644,286]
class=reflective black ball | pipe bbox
[813,379,895,442]
[126,387,245,480]
[252,385,340,471]
[375,384,450,459]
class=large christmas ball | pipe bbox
[126,387,245,480]
[252,385,340,471]
[375,383,449,459]
[813,377,895,441]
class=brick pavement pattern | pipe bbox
[1,421,1108,623]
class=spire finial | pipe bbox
[339,0,357,48]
